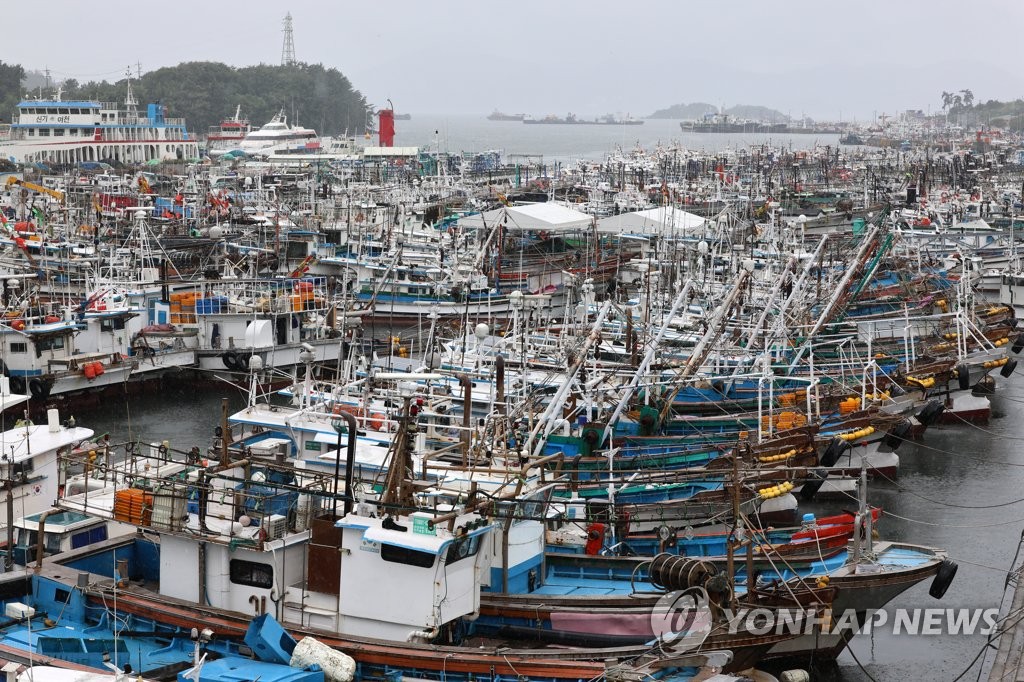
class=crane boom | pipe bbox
[5,177,64,203]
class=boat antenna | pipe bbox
[124,67,138,118]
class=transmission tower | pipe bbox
[281,13,297,66]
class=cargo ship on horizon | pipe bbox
[487,110,525,121]
[523,113,643,125]
[680,113,840,134]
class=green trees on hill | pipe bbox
[0,61,26,122]
[935,89,1024,130]
[1,61,370,136]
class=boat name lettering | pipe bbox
[36,115,71,124]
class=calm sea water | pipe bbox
[391,113,841,162]
[72,118,1021,681]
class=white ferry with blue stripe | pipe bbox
[0,83,198,166]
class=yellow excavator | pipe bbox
[5,176,65,204]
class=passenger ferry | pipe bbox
[238,108,319,156]
[0,82,198,166]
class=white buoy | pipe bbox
[780,670,810,682]
[290,637,355,682]
[47,408,60,433]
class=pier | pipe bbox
[987,534,1024,681]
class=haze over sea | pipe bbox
[389,114,842,162]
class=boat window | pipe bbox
[12,458,35,481]
[229,559,274,588]
[44,532,62,554]
[36,337,65,352]
[445,535,481,565]
[15,529,35,548]
[380,543,436,568]
[58,108,69,115]
[53,130,64,137]
[100,318,126,332]
[39,129,50,137]
[11,343,27,354]
[27,129,34,137]
[71,525,107,549]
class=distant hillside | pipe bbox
[650,102,788,122]
[649,102,717,119]
[726,105,788,123]
[957,98,1024,130]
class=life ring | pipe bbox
[29,379,49,400]
[369,412,386,431]
[222,351,239,370]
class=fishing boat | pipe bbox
[39,422,750,682]
[206,106,252,155]
[0,401,98,538]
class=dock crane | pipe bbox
[5,177,65,204]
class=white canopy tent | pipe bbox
[596,206,707,237]
[458,203,594,232]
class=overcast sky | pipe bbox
[7,0,1022,120]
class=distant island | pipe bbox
[649,102,788,122]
